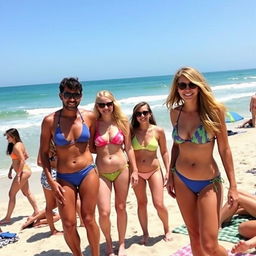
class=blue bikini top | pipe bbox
[172,106,213,144]
[54,110,90,146]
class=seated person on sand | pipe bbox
[21,209,60,230]
[221,189,256,253]
[237,118,253,128]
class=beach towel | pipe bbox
[172,215,256,243]
[0,232,19,248]
[170,244,255,256]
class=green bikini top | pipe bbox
[132,134,159,152]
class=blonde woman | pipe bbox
[0,128,39,224]
[93,90,138,256]
[166,67,238,256]
[130,102,171,244]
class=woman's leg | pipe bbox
[232,221,256,253]
[113,168,129,256]
[0,170,32,223]
[97,176,113,255]
[198,183,228,256]
[76,196,84,227]
[58,180,82,256]
[173,173,205,256]
[79,169,100,256]
[148,170,171,241]
[43,187,62,235]
[133,177,149,244]
[20,170,39,216]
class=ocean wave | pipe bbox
[218,92,253,102]
[212,82,256,91]
[0,109,28,119]
[119,94,167,104]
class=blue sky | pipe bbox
[0,0,255,86]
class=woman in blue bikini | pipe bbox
[166,67,238,256]
[93,90,138,256]
[39,78,100,256]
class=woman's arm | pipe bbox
[123,122,138,187]
[8,164,13,179]
[216,109,238,205]
[12,143,25,182]
[40,114,65,205]
[157,126,169,184]
[166,109,179,198]
[87,110,97,154]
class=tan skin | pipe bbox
[132,104,171,244]
[0,135,39,224]
[166,75,238,256]
[95,96,138,256]
[249,94,256,127]
[36,149,63,236]
[221,190,256,253]
[39,87,100,256]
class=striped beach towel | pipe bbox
[170,244,255,256]
[172,215,256,243]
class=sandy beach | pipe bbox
[0,127,255,256]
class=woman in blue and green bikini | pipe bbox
[166,67,238,256]
[93,90,138,256]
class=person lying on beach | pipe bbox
[0,128,39,225]
[221,189,256,253]
[237,118,253,128]
[21,209,60,230]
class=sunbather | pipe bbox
[221,189,256,253]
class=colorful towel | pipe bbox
[172,215,256,243]
[170,244,255,256]
[0,232,19,248]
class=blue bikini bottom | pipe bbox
[57,163,96,187]
[173,167,223,194]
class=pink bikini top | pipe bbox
[94,122,124,147]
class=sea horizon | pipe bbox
[0,67,255,177]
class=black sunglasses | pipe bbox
[63,92,82,99]
[97,102,114,108]
[177,82,198,90]
[135,110,150,117]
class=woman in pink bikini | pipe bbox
[0,128,39,224]
[93,90,138,256]
[130,102,171,244]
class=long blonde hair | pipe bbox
[93,90,129,136]
[166,67,226,134]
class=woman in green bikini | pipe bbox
[93,90,138,256]
[130,102,171,244]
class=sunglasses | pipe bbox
[135,110,150,117]
[177,82,198,90]
[97,102,114,108]
[63,92,82,99]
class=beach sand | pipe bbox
[0,128,255,255]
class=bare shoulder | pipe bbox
[170,106,182,124]
[13,142,24,152]
[80,109,96,123]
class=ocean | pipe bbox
[0,68,256,177]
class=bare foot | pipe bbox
[32,211,40,217]
[163,231,172,242]
[0,218,11,225]
[139,234,149,245]
[51,230,63,236]
[105,242,114,256]
[118,243,127,256]
[231,240,251,253]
